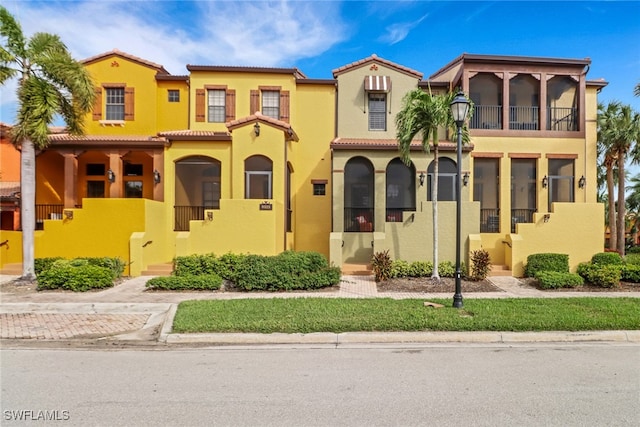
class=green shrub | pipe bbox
[174,254,217,276]
[389,260,411,278]
[75,257,125,279]
[591,252,624,266]
[438,261,456,278]
[524,253,569,277]
[626,246,640,254]
[34,257,64,275]
[37,264,114,292]
[624,253,640,266]
[371,250,392,282]
[296,267,342,290]
[577,262,621,288]
[145,274,222,291]
[534,271,584,289]
[621,264,640,283]
[469,249,491,281]
[215,253,248,281]
[408,261,433,277]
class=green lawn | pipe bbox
[172,297,640,334]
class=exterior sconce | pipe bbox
[63,210,73,220]
[254,122,260,136]
[419,172,425,187]
[206,211,214,221]
[542,175,548,188]
[578,175,586,188]
[153,169,161,184]
[543,214,551,223]
[107,169,115,183]
[462,172,469,186]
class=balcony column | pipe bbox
[108,151,122,198]
[62,152,77,208]
[540,73,548,131]
[153,149,164,202]
[502,75,510,130]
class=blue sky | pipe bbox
[1,0,639,124]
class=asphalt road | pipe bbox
[2,343,639,426]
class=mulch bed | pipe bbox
[376,277,501,293]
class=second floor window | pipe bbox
[207,90,225,122]
[369,93,386,131]
[262,91,280,119]
[106,88,125,120]
[168,90,180,102]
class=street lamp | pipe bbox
[450,91,470,309]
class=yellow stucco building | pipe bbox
[0,50,606,277]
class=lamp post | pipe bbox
[450,91,470,308]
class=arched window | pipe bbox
[427,157,457,201]
[385,158,415,222]
[245,155,272,199]
[344,157,374,232]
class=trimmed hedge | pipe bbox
[534,271,584,289]
[591,252,624,266]
[173,253,247,281]
[576,262,621,288]
[524,253,569,277]
[34,257,64,276]
[37,263,114,292]
[145,274,222,291]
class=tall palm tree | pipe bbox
[0,6,95,281]
[634,81,640,98]
[396,87,470,280]
[597,101,640,255]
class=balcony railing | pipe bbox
[385,208,415,223]
[174,206,206,231]
[35,204,64,230]
[480,208,500,233]
[511,208,536,232]
[547,107,577,131]
[344,207,374,232]
[471,105,502,130]
[509,106,539,130]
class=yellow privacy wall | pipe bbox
[33,199,165,276]
[175,199,283,257]
[0,230,23,267]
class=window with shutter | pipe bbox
[250,90,260,115]
[92,87,102,121]
[105,87,125,120]
[195,89,205,122]
[207,89,226,122]
[368,93,386,131]
[279,91,290,123]
[124,87,135,121]
[225,89,236,121]
[262,91,279,119]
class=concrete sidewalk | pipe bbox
[1,274,639,347]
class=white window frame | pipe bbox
[207,89,225,123]
[262,91,280,120]
[245,171,272,199]
[368,93,386,131]
[105,87,125,120]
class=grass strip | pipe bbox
[172,297,640,334]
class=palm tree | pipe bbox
[0,6,95,281]
[396,87,470,280]
[597,101,640,255]
[634,81,640,98]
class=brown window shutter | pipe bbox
[124,87,135,121]
[250,90,260,115]
[225,89,236,122]
[280,91,290,123]
[92,87,102,120]
[195,89,205,122]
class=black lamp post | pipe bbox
[450,91,470,308]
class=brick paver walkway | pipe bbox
[0,313,149,340]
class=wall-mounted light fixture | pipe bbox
[462,172,470,187]
[153,169,161,184]
[578,175,586,188]
[254,122,260,136]
[542,175,548,188]
[543,214,551,223]
[107,169,116,183]
[206,211,214,221]
[419,172,425,187]
[63,210,73,220]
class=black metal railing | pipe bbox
[471,105,502,130]
[344,207,374,232]
[35,204,64,230]
[480,208,500,233]
[547,107,577,131]
[509,106,539,130]
[511,208,536,232]
[174,206,206,231]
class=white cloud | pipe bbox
[378,14,427,45]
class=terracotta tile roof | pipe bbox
[332,54,423,79]
[187,65,306,79]
[81,49,169,74]
[0,182,20,198]
[330,137,473,152]
[48,134,167,143]
[158,130,232,141]
[227,112,299,142]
